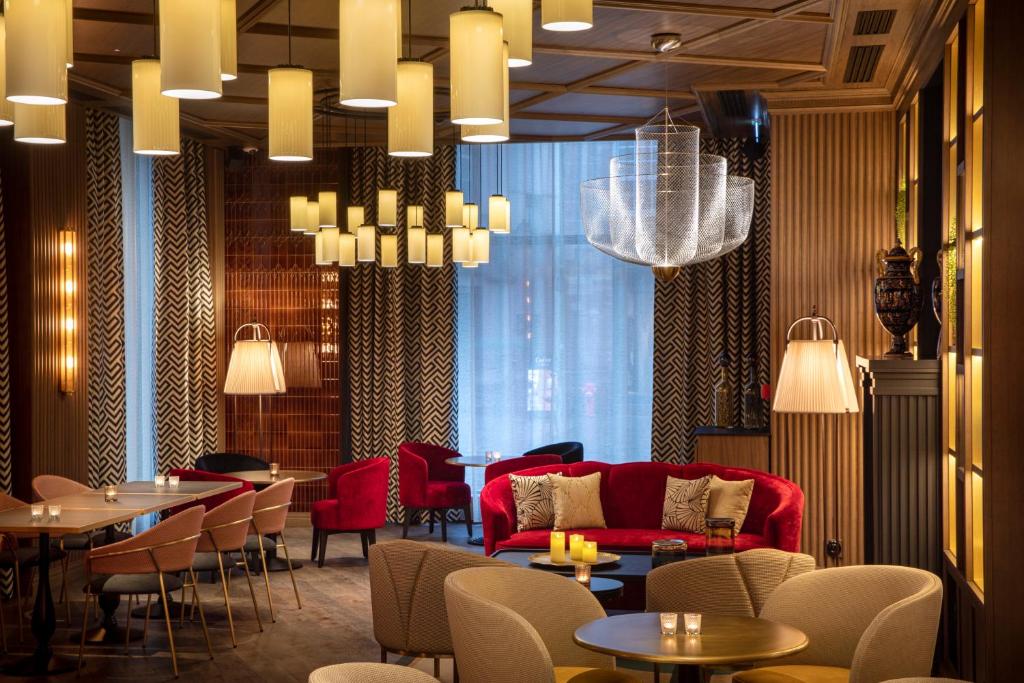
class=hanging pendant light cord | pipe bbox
[152,0,159,56]
[287,0,293,65]
[406,0,412,59]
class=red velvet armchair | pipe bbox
[166,469,254,516]
[483,454,562,484]
[310,458,388,567]
[398,442,471,543]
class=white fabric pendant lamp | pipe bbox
[0,17,16,126]
[322,226,340,262]
[449,6,504,125]
[490,0,532,67]
[357,224,376,262]
[339,232,357,266]
[380,234,398,268]
[445,190,465,227]
[407,226,426,264]
[378,189,398,227]
[132,59,180,156]
[4,0,68,105]
[542,0,593,31]
[305,201,320,235]
[338,0,399,107]
[388,59,433,157]
[268,67,313,161]
[489,195,510,234]
[65,0,73,68]
[426,233,444,267]
[220,0,238,81]
[347,206,365,233]
[159,0,222,99]
[462,42,510,143]
[318,191,338,227]
[290,196,309,232]
[14,102,65,144]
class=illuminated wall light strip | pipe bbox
[59,229,77,394]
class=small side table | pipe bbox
[444,456,492,546]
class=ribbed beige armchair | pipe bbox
[368,540,510,677]
[733,565,943,683]
[309,663,438,682]
[444,566,642,683]
[646,548,816,616]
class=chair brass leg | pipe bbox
[61,554,71,624]
[179,578,189,627]
[158,573,180,678]
[278,532,301,609]
[0,570,7,654]
[124,594,133,653]
[255,535,276,623]
[77,589,92,676]
[239,552,263,633]
[217,553,237,647]
[188,569,214,660]
[13,561,22,642]
[142,594,152,649]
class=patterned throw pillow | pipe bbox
[509,473,556,532]
[662,475,712,533]
[550,472,607,530]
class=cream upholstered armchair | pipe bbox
[309,663,438,682]
[368,540,510,676]
[646,548,816,616]
[733,565,943,683]
[444,566,642,683]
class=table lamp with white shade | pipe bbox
[224,322,287,460]
[773,307,859,565]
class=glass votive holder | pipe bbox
[47,504,62,521]
[30,504,44,522]
[168,475,180,488]
[652,539,688,568]
[574,563,591,587]
[491,451,502,461]
[659,612,678,636]
[104,485,118,502]
[684,612,702,636]
[270,462,280,478]
[154,475,166,488]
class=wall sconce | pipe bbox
[58,229,77,394]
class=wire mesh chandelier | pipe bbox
[581,108,755,282]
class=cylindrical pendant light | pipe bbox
[452,226,471,263]
[305,201,320,235]
[0,17,16,126]
[380,234,398,268]
[65,0,74,68]
[221,0,238,81]
[542,0,593,31]
[5,0,68,104]
[463,203,479,230]
[489,195,509,233]
[339,0,399,107]
[339,232,357,266]
[462,261,478,269]
[315,231,330,265]
[407,226,426,263]
[378,189,397,227]
[388,60,433,157]
[268,67,313,161]
[445,190,464,227]
[449,7,504,125]
[160,0,222,99]
[290,196,308,232]
[407,205,424,227]
[470,228,491,263]
[426,233,444,267]
[132,59,180,156]
[318,191,338,227]
[357,225,376,262]
[347,206,365,233]
[490,0,532,67]
[462,42,509,143]
[322,226,340,262]
[14,103,65,144]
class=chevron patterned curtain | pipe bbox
[651,139,771,464]
[153,139,218,472]
[0,165,10,497]
[84,109,127,488]
[347,146,459,522]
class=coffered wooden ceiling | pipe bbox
[67,0,952,148]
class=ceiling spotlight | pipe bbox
[651,33,682,53]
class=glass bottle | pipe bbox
[742,363,762,429]
[714,361,733,428]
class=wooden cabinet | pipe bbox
[693,427,769,472]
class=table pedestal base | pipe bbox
[467,536,485,546]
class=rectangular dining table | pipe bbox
[0,480,239,675]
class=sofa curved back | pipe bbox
[194,452,269,474]
[480,460,804,555]
[166,469,255,516]
[484,454,562,484]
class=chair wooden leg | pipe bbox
[217,553,237,648]
[402,508,412,539]
[158,574,180,678]
[239,552,263,632]
[434,657,440,677]
[440,511,448,543]
[310,528,319,561]
[317,530,328,568]
[278,532,302,609]
[124,594,133,653]
[380,646,387,663]
[453,660,460,683]
[360,532,369,559]
[0,570,7,654]
[428,509,435,534]
[463,505,473,536]
[77,589,92,676]
[368,529,377,547]
[13,561,22,642]
[61,554,71,624]
[255,535,276,623]
[188,569,214,660]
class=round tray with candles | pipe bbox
[528,551,622,568]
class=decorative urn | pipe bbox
[874,241,923,356]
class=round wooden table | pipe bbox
[574,613,808,683]
[443,457,492,545]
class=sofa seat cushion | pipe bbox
[495,528,774,554]
[425,481,470,509]
[732,665,850,683]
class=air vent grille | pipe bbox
[718,91,747,119]
[844,45,884,83]
[854,9,896,35]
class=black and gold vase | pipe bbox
[874,241,923,357]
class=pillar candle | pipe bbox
[569,534,585,561]
[549,531,566,563]
[582,541,598,563]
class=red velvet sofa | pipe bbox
[480,460,803,556]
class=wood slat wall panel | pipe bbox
[771,110,895,566]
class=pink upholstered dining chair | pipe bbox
[79,506,210,678]
[0,491,41,648]
[245,478,300,622]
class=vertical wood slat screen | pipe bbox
[771,111,895,566]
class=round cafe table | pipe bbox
[444,456,492,546]
[574,613,808,683]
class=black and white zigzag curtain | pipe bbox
[0,165,10,497]
[153,139,218,473]
[347,146,460,522]
[651,139,771,464]
[84,109,128,488]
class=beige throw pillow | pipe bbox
[706,475,755,531]
[509,473,556,532]
[549,472,607,530]
[662,475,712,533]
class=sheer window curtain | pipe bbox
[457,142,654,464]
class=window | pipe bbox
[456,142,654,463]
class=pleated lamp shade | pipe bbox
[290,196,309,232]
[65,0,73,68]
[462,42,510,143]
[321,227,340,262]
[347,206,365,233]
[338,0,399,107]
[388,60,433,157]
[14,103,65,144]
[451,227,471,263]
[132,59,180,156]
[318,191,338,227]
[470,229,490,263]
[380,234,398,267]
[542,0,593,31]
[357,225,376,262]
[4,0,68,104]
[220,0,238,81]
[407,226,426,263]
[0,18,17,126]
[268,67,313,161]
[426,233,444,267]
[159,0,222,99]
[282,341,321,389]
[489,195,509,234]
[490,0,532,67]
[339,232,357,266]
[224,340,287,395]
[773,339,859,414]
[445,191,464,227]
[449,7,504,125]
[378,189,398,227]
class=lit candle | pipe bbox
[154,475,166,488]
[574,562,591,587]
[550,531,566,563]
[569,534,585,561]
[683,612,702,636]
[168,475,180,488]
[104,485,118,502]
[582,541,598,563]
[660,612,678,636]
[270,462,280,478]
[30,505,44,522]
[47,504,62,521]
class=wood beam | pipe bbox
[237,0,282,33]
[590,0,831,23]
[678,0,823,51]
[583,104,702,139]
